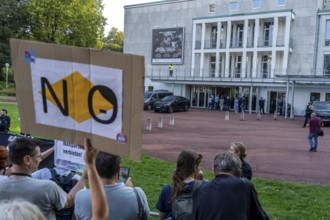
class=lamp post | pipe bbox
[5,63,9,88]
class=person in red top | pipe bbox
[307,113,323,152]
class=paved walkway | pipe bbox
[142,109,330,184]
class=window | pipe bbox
[209,4,216,13]
[277,0,285,6]
[310,93,320,102]
[324,54,330,75]
[148,86,153,91]
[326,93,330,101]
[230,2,238,11]
[326,20,330,46]
[253,0,260,9]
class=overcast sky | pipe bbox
[103,0,161,33]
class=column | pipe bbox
[283,15,291,74]
[271,17,279,78]
[200,23,206,77]
[225,21,232,77]
[191,23,197,76]
[215,21,221,77]
[252,18,259,78]
[242,19,249,78]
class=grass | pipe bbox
[2,102,330,220]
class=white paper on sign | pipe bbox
[54,140,85,172]
[30,58,123,140]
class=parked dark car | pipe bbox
[312,101,330,125]
[153,95,190,113]
[144,90,173,110]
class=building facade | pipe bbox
[124,0,330,116]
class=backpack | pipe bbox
[49,168,78,220]
[172,180,202,220]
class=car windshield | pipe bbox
[162,96,175,102]
[144,92,152,100]
[314,102,330,110]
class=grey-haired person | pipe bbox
[192,151,268,220]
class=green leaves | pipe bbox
[102,27,124,52]
[24,0,106,48]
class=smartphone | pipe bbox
[119,166,130,183]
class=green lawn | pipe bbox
[2,102,330,220]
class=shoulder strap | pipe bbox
[133,187,142,219]
[49,168,57,179]
[192,180,203,191]
[65,171,75,179]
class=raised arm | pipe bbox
[83,138,109,220]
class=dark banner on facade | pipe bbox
[152,27,184,64]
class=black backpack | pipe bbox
[172,180,202,220]
[49,168,78,220]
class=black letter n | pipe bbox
[41,77,69,116]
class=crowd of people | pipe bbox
[0,103,324,219]
[0,136,268,220]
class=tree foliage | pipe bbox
[23,0,106,48]
[102,27,124,52]
[0,0,30,76]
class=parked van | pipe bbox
[144,90,173,110]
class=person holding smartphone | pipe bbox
[75,151,150,220]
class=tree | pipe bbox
[23,0,106,48]
[102,27,124,52]
[0,0,30,78]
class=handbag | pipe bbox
[317,128,324,137]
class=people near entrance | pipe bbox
[214,95,220,110]
[226,96,231,111]
[208,95,214,110]
[239,95,246,112]
[307,113,323,152]
[169,64,174,77]
[302,102,313,127]
[219,95,224,111]
[0,109,10,133]
[192,152,269,220]
[234,96,239,113]
[156,150,206,220]
[277,98,284,116]
[259,97,265,114]
[229,142,252,180]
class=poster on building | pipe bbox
[152,27,184,64]
[10,39,144,161]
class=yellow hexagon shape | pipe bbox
[38,71,113,123]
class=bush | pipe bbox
[0,66,14,82]
[0,81,16,96]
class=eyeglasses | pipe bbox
[31,154,43,161]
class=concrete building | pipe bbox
[124,0,330,116]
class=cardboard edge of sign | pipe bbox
[10,38,145,161]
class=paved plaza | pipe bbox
[142,109,330,184]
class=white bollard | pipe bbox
[158,116,163,128]
[169,114,175,126]
[225,111,229,121]
[146,118,152,130]
[273,111,278,120]
[257,112,261,120]
[240,111,245,121]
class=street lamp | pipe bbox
[5,63,9,88]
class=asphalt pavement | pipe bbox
[142,108,330,184]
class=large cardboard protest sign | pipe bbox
[10,39,144,161]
